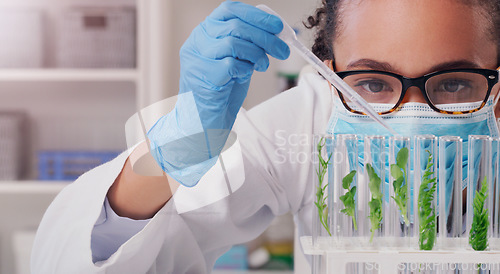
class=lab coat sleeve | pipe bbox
[31,72,334,274]
[91,198,150,262]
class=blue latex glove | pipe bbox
[148,1,290,187]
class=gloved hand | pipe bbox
[147,1,290,187]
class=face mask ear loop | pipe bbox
[494,91,500,107]
[494,68,500,106]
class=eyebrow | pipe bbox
[345,58,481,74]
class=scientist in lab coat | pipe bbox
[31,0,500,273]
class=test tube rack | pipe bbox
[310,134,500,274]
[301,236,500,274]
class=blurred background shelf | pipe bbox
[0,181,68,193]
[0,69,137,82]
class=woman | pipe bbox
[32,0,500,273]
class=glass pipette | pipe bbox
[257,5,398,136]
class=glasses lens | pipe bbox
[341,73,402,112]
[425,72,488,110]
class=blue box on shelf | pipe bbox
[38,151,120,181]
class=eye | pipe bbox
[354,80,391,93]
[436,79,472,93]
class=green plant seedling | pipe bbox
[391,147,409,225]
[366,163,383,243]
[339,170,358,230]
[417,151,437,250]
[469,176,489,251]
[315,137,332,236]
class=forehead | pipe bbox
[333,0,497,76]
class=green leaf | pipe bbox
[369,198,381,209]
[417,151,437,250]
[342,170,357,190]
[366,164,382,199]
[393,173,404,190]
[469,177,489,251]
[366,163,383,242]
[339,170,358,231]
[390,147,409,226]
[390,164,403,181]
[396,147,409,169]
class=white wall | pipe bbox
[165,0,321,109]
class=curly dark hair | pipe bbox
[304,0,339,62]
[305,0,500,66]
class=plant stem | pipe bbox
[316,137,332,236]
[402,167,409,225]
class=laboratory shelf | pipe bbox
[0,181,68,194]
[0,69,137,82]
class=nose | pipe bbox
[400,86,427,104]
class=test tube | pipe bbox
[438,136,463,250]
[413,135,438,250]
[466,135,492,251]
[333,134,359,249]
[312,134,335,245]
[362,135,386,248]
[492,137,500,250]
[388,136,411,248]
[311,134,334,274]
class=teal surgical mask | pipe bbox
[327,99,498,139]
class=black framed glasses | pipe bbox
[333,68,500,115]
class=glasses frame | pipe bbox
[334,68,500,115]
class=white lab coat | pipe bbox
[31,72,335,274]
